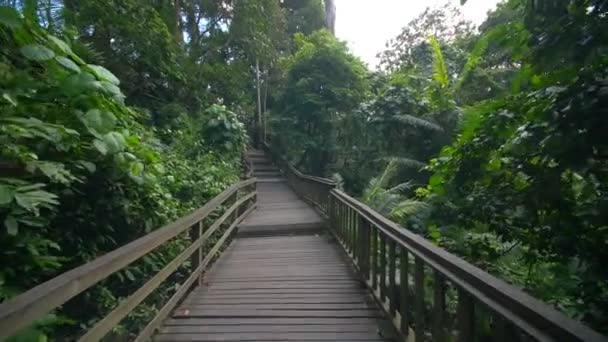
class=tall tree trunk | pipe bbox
[324,0,336,34]
[256,58,263,146]
[262,71,269,142]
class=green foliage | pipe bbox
[274,29,367,175]
[0,7,245,340]
[202,105,248,154]
[349,0,608,333]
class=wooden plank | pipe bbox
[154,332,387,342]
[184,298,370,305]
[163,317,389,326]
[178,303,377,310]
[194,289,368,295]
[160,324,380,334]
[0,179,255,341]
[172,309,383,318]
[189,293,370,300]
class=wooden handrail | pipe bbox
[329,189,607,342]
[0,178,257,341]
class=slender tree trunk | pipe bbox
[174,0,183,44]
[256,58,263,146]
[324,0,336,34]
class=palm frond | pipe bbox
[362,160,397,204]
[428,35,449,89]
[390,200,431,220]
[391,114,444,131]
[381,156,427,169]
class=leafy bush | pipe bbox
[0,7,245,339]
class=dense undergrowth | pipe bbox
[0,3,247,340]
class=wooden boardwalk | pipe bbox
[154,151,396,342]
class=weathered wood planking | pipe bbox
[238,151,324,236]
[155,236,396,341]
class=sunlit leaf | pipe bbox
[103,132,126,154]
[48,35,72,54]
[21,44,55,61]
[81,109,117,135]
[56,56,81,73]
[87,64,120,85]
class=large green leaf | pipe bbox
[47,35,73,54]
[61,72,102,95]
[81,109,117,135]
[103,132,126,154]
[0,6,21,28]
[21,44,55,61]
[0,184,14,205]
[4,216,18,236]
[87,64,120,85]
[56,56,81,73]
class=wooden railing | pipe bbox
[0,179,257,341]
[261,142,335,215]
[262,148,607,342]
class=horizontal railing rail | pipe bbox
[261,142,335,215]
[0,178,258,341]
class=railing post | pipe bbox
[433,271,446,342]
[400,248,410,336]
[358,215,370,279]
[190,222,202,285]
[457,289,475,342]
[388,240,397,316]
[414,257,425,342]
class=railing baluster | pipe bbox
[433,271,446,342]
[400,248,410,336]
[352,208,358,260]
[189,223,201,283]
[339,201,344,241]
[388,240,397,316]
[358,216,370,278]
[371,227,378,290]
[380,233,387,302]
[414,257,425,342]
[457,289,475,342]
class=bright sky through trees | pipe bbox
[335,0,501,68]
